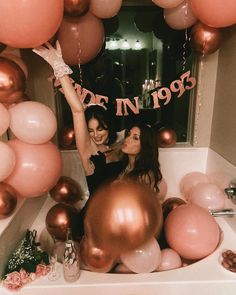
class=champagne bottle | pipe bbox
[62,228,80,282]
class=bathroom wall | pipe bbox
[210,26,236,166]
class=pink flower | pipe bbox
[35,264,51,277]
[3,271,23,291]
[19,269,31,284]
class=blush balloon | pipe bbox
[0,182,18,219]
[58,13,105,65]
[0,142,16,182]
[180,171,209,198]
[64,0,89,17]
[165,204,220,260]
[157,178,168,200]
[5,139,62,198]
[0,57,26,104]
[189,182,226,211]
[152,0,184,8]
[90,0,122,19]
[9,101,57,144]
[0,103,10,136]
[0,0,64,48]
[157,248,182,271]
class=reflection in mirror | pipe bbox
[56,1,194,150]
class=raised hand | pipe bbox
[32,41,73,79]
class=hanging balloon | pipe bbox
[5,139,62,198]
[9,101,57,145]
[0,103,10,136]
[164,0,197,30]
[80,236,115,272]
[59,126,76,149]
[90,0,122,19]
[134,11,156,33]
[162,197,186,219]
[0,43,6,53]
[64,0,89,17]
[152,0,185,9]
[49,176,83,205]
[102,16,119,36]
[0,182,18,219]
[84,180,163,256]
[46,203,78,241]
[190,0,236,28]
[58,13,105,65]
[156,127,177,148]
[190,22,222,55]
[0,142,16,182]
[0,57,26,105]
[1,53,28,78]
[0,0,64,48]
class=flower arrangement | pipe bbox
[2,229,50,292]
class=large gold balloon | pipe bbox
[191,22,222,55]
[46,203,78,241]
[49,176,83,205]
[84,180,163,255]
[80,236,115,273]
[0,57,26,104]
[64,0,89,17]
[157,127,177,148]
[0,182,18,219]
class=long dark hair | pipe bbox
[123,121,162,191]
[85,105,117,145]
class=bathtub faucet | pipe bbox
[224,178,236,205]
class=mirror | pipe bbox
[56,0,194,149]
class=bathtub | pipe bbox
[1,147,236,295]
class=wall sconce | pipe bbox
[134,40,142,50]
[121,39,130,50]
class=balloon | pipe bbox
[157,248,182,271]
[0,0,64,48]
[58,13,105,65]
[190,22,222,55]
[49,176,83,205]
[113,263,134,274]
[0,53,28,78]
[46,203,78,241]
[120,238,162,274]
[157,178,168,200]
[152,0,184,9]
[80,236,115,272]
[0,103,10,136]
[162,197,186,219]
[59,126,76,149]
[64,0,89,17]
[180,171,209,198]
[156,127,177,148]
[0,142,16,182]
[165,204,220,260]
[90,0,122,19]
[5,139,62,198]
[164,0,197,30]
[0,182,18,219]
[190,0,236,28]
[0,57,26,104]
[189,182,226,211]
[9,101,57,144]
[85,180,163,255]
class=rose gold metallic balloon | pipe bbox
[64,0,89,17]
[191,22,222,55]
[157,127,177,148]
[49,176,83,205]
[0,57,26,104]
[46,203,78,241]
[59,126,76,149]
[85,180,163,255]
[80,236,115,272]
[162,197,186,219]
[0,182,18,219]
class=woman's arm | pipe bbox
[32,42,95,175]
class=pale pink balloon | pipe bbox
[58,13,105,65]
[189,182,225,211]
[0,141,16,181]
[157,248,182,271]
[164,0,198,30]
[190,0,236,28]
[152,0,184,9]
[157,178,168,200]
[5,139,62,198]
[90,0,122,19]
[0,103,10,136]
[9,101,57,144]
[165,204,220,260]
[1,53,28,78]
[120,237,162,273]
[180,171,209,199]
